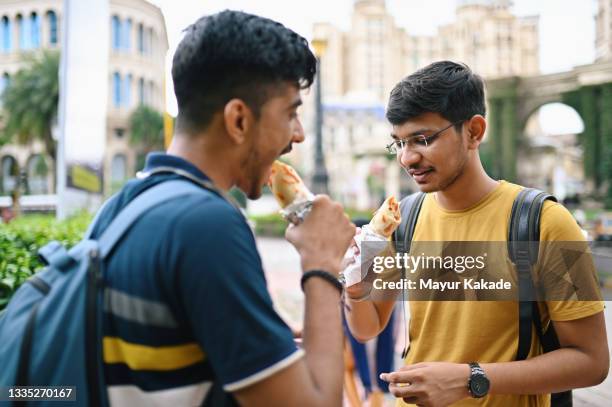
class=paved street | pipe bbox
[256,236,612,406]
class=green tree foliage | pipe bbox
[128,105,164,153]
[1,50,59,161]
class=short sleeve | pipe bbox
[173,196,303,392]
[538,201,604,321]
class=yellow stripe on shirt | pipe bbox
[103,337,205,371]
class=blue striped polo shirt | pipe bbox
[90,153,302,405]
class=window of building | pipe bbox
[0,72,9,98]
[113,72,122,107]
[138,77,145,105]
[124,74,132,108]
[111,15,121,50]
[111,154,127,186]
[47,11,57,45]
[1,16,10,52]
[30,12,40,49]
[123,18,132,50]
[148,81,154,106]
[0,155,18,195]
[114,128,125,138]
[17,14,27,50]
[137,23,144,54]
[147,27,154,55]
[26,154,49,195]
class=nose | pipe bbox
[292,119,305,144]
[398,147,421,169]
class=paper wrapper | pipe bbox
[340,196,402,287]
[268,161,315,224]
[340,225,390,287]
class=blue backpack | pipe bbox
[0,180,204,406]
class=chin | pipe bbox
[247,188,263,200]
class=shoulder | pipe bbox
[540,200,584,241]
[168,192,252,242]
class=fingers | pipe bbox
[388,382,418,399]
[380,367,423,384]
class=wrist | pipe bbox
[467,362,490,398]
[301,270,343,294]
[455,363,471,399]
[301,259,341,277]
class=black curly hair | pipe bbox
[386,61,486,129]
[172,10,317,133]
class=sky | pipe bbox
[150,0,598,134]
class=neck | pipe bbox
[434,154,499,211]
[166,132,236,192]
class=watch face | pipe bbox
[470,375,490,398]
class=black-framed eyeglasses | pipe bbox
[385,120,466,155]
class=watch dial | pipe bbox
[471,375,490,397]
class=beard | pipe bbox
[239,148,266,200]
[436,149,469,192]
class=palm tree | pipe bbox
[1,50,60,161]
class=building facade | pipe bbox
[295,0,540,210]
[596,0,612,61]
[0,0,168,201]
[314,0,539,103]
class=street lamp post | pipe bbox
[311,39,329,195]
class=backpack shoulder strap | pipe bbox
[509,187,557,361]
[393,192,426,254]
[97,179,208,259]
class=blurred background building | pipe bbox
[287,0,542,211]
[596,0,612,61]
[0,0,167,207]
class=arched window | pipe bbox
[137,23,144,54]
[0,155,19,195]
[46,11,57,45]
[0,72,9,96]
[111,15,121,50]
[123,18,132,50]
[148,80,154,106]
[26,154,49,195]
[110,154,127,191]
[138,77,145,105]
[124,74,132,108]
[16,14,27,49]
[1,16,11,52]
[30,12,40,48]
[147,27,153,55]
[113,72,122,107]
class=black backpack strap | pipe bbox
[509,187,557,361]
[393,192,426,254]
[509,188,571,406]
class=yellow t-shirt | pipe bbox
[397,181,604,407]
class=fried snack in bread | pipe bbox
[369,196,401,238]
[268,161,312,208]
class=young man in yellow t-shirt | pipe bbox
[344,61,609,406]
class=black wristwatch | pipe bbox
[467,362,490,398]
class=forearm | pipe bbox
[301,278,344,406]
[345,299,384,341]
[484,347,608,395]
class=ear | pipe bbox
[223,99,254,145]
[465,115,486,149]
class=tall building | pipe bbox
[297,0,540,210]
[0,0,168,202]
[596,0,612,61]
[314,0,539,102]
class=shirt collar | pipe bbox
[143,152,210,182]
